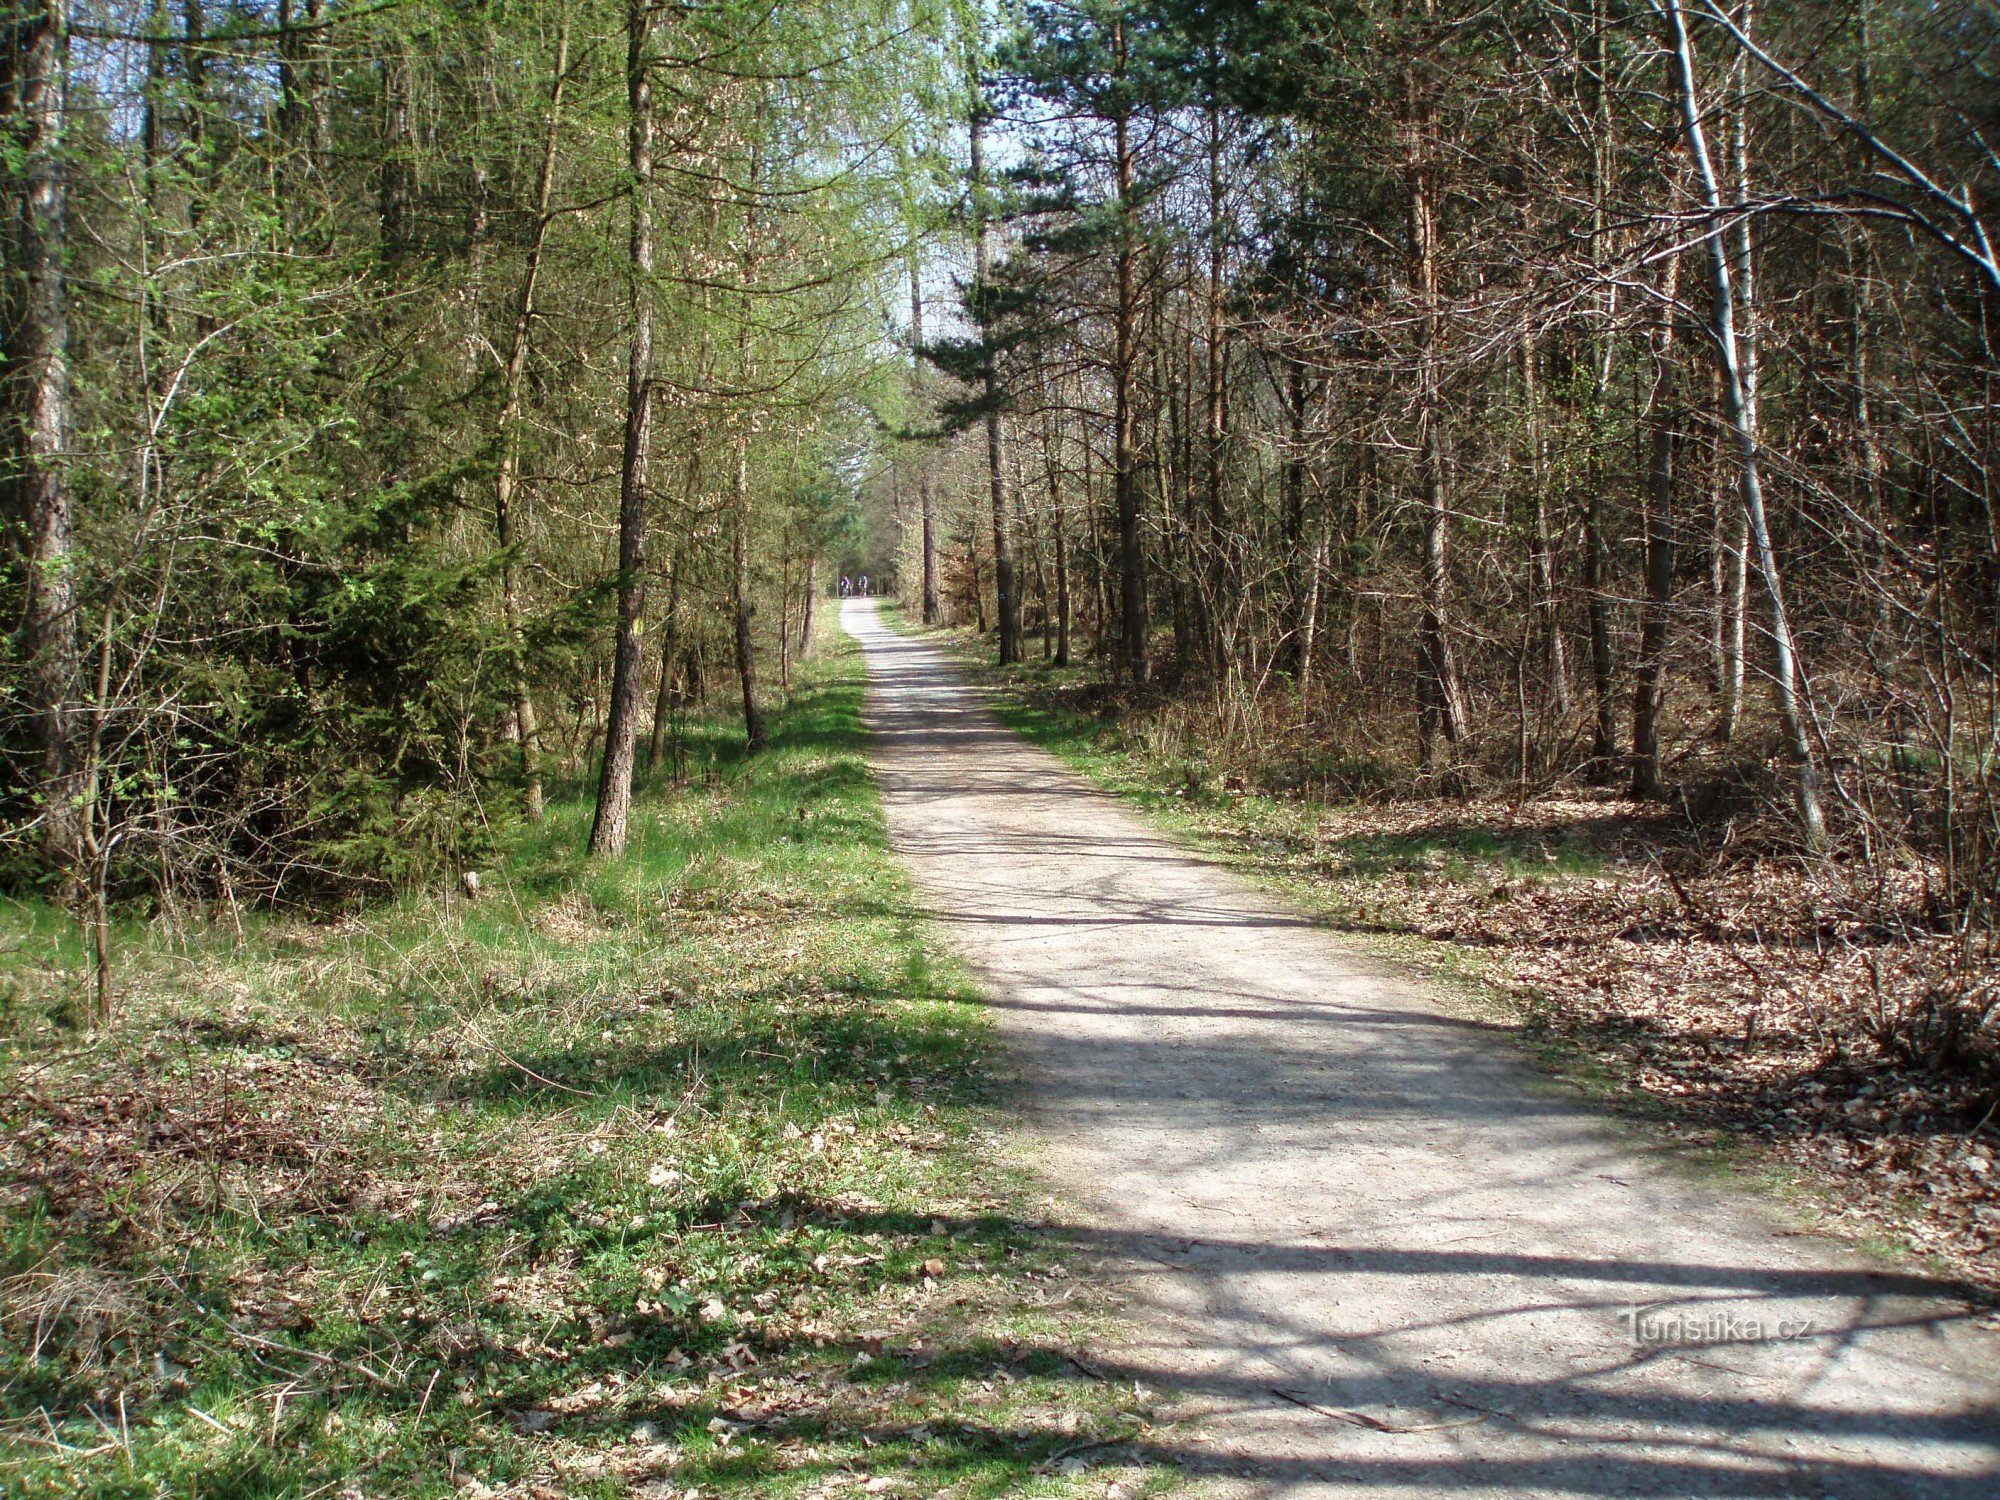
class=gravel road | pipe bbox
[846,599,1999,1498]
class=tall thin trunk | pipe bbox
[1159,306,1195,671]
[141,0,169,349]
[378,40,412,262]
[800,555,817,658]
[1521,331,1568,717]
[911,253,940,624]
[777,531,793,692]
[1204,97,1230,676]
[1711,433,1749,740]
[1280,361,1310,677]
[1029,498,1052,659]
[274,0,327,202]
[1112,19,1147,685]
[277,0,301,185]
[493,16,569,824]
[464,27,497,274]
[648,544,683,773]
[588,0,657,858]
[1631,248,1684,797]
[180,0,205,170]
[1087,427,1110,663]
[1661,0,1825,839]
[731,430,766,753]
[1585,489,1619,771]
[1302,524,1327,691]
[3,0,81,884]
[730,133,769,753]
[1845,2,1889,633]
[304,0,330,173]
[1585,0,1620,776]
[969,536,987,632]
[970,96,1020,665]
[1408,13,1467,767]
[1048,411,1073,667]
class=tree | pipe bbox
[2,1,81,885]
[969,70,1022,665]
[1658,0,1824,841]
[590,0,661,858]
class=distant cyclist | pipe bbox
[839,575,852,598]
[858,574,869,597]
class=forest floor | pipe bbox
[0,638,1168,1500]
[852,600,1998,1495]
[920,624,2000,1299]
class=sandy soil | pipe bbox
[844,600,1999,1498]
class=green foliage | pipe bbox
[2,0,966,907]
[0,642,1162,1499]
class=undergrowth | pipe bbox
[0,636,1171,1499]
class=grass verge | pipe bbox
[0,633,1173,1499]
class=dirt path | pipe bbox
[844,601,1998,1498]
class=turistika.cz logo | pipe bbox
[1619,1305,1816,1347]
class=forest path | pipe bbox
[843,600,1999,1499]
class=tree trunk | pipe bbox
[1204,99,1230,677]
[588,0,657,858]
[492,16,569,824]
[378,38,412,261]
[1521,331,1569,722]
[1842,6,1891,633]
[800,555,817,658]
[1112,19,1148,685]
[969,535,987,632]
[648,544,683,774]
[1047,412,1073,667]
[304,0,330,174]
[969,97,1020,666]
[1407,32,1468,768]
[1030,501,1053,659]
[1157,320,1195,673]
[909,249,940,625]
[1585,487,1619,773]
[3,1,83,886]
[1280,361,1310,677]
[1301,524,1327,691]
[778,532,793,693]
[1661,0,1825,840]
[180,0,205,181]
[731,430,767,753]
[277,0,303,188]
[1583,0,1620,779]
[1710,429,1749,741]
[1631,248,1684,798]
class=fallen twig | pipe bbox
[1271,1386,1489,1434]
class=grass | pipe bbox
[0,632,1173,1500]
